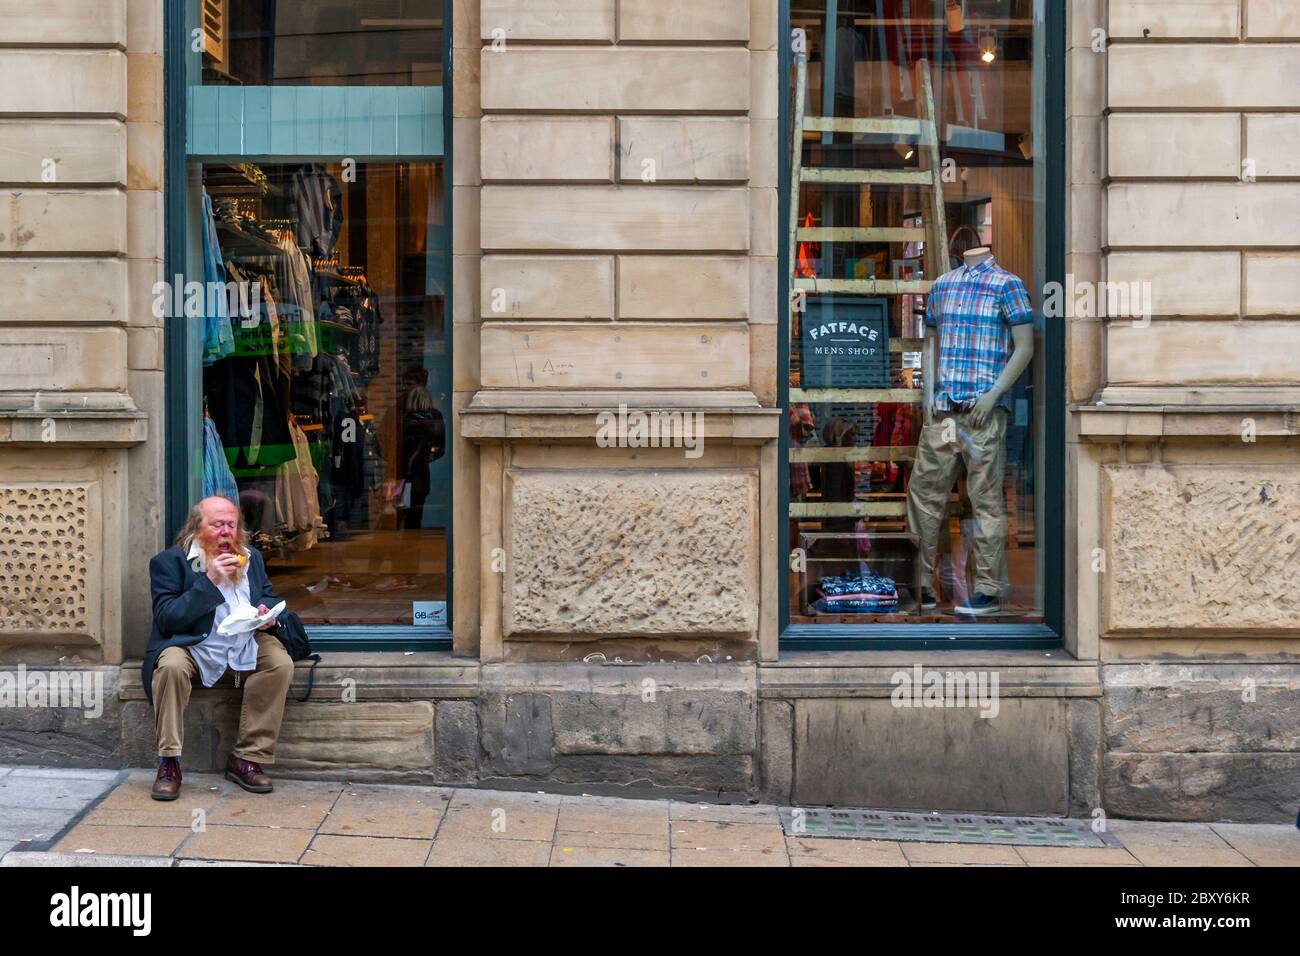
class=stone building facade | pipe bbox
[0,0,1297,822]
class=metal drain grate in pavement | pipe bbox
[779,808,1118,848]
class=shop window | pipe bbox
[782,0,1063,645]
[167,2,451,642]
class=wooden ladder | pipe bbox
[787,53,949,521]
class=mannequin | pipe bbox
[909,246,1034,616]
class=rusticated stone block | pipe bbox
[480,255,613,319]
[212,701,435,772]
[1103,663,1300,753]
[0,667,121,767]
[1246,114,1300,178]
[480,185,749,252]
[0,0,125,46]
[758,698,792,804]
[481,117,614,182]
[551,674,755,755]
[0,51,126,116]
[1246,253,1300,314]
[0,120,127,187]
[121,696,215,769]
[480,692,555,775]
[618,0,750,42]
[1105,251,1240,317]
[1107,114,1240,179]
[1109,0,1239,38]
[1107,320,1300,385]
[0,190,127,255]
[1247,0,1300,39]
[477,664,757,793]
[1068,698,1101,817]
[0,258,128,325]
[480,0,615,42]
[0,328,128,391]
[617,117,750,182]
[480,322,750,388]
[793,698,1070,814]
[481,47,750,112]
[1104,466,1300,631]
[434,699,479,783]
[618,255,749,319]
[1109,44,1300,110]
[1108,182,1300,248]
[506,472,759,636]
[1104,752,1300,822]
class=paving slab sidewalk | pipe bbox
[2,766,1298,868]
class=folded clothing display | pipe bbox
[815,571,899,613]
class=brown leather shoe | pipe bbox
[225,756,273,793]
[151,758,182,801]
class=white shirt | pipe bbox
[186,541,259,687]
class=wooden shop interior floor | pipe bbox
[264,529,446,626]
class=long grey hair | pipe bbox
[172,495,249,555]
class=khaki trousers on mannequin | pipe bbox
[153,632,294,763]
[906,408,1009,597]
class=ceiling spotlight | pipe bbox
[1018,131,1033,160]
[978,29,998,63]
[894,142,916,161]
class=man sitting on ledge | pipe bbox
[145,495,294,801]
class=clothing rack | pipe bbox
[215,220,284,256]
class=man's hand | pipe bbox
[970,389,1000,428]
[255,604,278,630]
[207,553,240,586]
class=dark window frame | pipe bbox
[163,0,455,650]
[776,0,1066,650]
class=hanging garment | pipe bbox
[202,414,240,505]
[788,404,815,499]
[274,418,323,550]
[292,164,343,258]
[226,264,282,363]
[243,232,319,360]
[320,279,384,383]
[204,355,298,473]
[200,191,235,366]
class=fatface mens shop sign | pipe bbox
[800,297,890,388]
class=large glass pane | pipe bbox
[788,0,1044,624]
[187,159,449,627]
[198,0,444,87]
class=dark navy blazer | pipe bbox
[143,546,280,706]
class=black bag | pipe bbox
[273,611,322,702]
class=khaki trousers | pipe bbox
[153,632,295,763]
[906,408,1009,597]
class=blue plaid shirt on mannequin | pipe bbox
[925,256,1034,411]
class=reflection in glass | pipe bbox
[192,159,448,626]
[199,0,444,87]
[788,0,1043,624]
